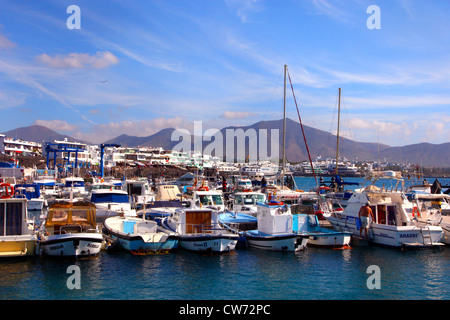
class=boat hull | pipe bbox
[103,218,178,253]
[327,216,443,248]
[244,231,298,252]
[40,233,103,258]
[0,236,36,257]
[301,232,351,248]
[177,234,238,253]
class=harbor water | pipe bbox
[1,177,449,301]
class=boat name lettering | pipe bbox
[399,233,418,238]
[193,242,208,247]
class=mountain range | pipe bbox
[2,119,449,167]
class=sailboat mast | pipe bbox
[335,87,341,176]
[282,64,287,187]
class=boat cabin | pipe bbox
[0,198,31,237]
[44,202,97,235]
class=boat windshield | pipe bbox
[235,194,266,205]
[91,193,129,203]
[199,195,223,206]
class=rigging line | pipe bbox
[286,68,318,187]
[262,68,284,121]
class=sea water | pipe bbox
[0,177,449,301]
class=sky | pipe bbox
[0,0,449,147]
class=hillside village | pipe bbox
[1,134,447,180]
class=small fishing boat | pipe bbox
[0,188,38,257]
[38,201,103,258]
[243,202,308,252]
[14,183,47,211]
[90,189,137,222]
[61,177,88,199]
[293,213,351,248]
[102,215,178,254]
[161,207,239,253]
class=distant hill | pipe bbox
[2,121,449,167]
[2,125,89,144]
[379,142,450,168]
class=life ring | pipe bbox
[412,206,420,218]
[0,183,14,199]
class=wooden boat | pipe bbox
[39,201,103,258]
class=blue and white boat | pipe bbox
[161,207,239,254]
[243,202,308,252]
[14,183,47,211]
[293,213,351,248]
[102,215,178,254]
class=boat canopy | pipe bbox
[45,202,96,227]
[91,192,129,204]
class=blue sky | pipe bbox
[0,0,449,146]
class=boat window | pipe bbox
[0,202,24,236]
[211,195,223,205]
[50,209,69,223]
[71,209,89,223]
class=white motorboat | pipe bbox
[122,178,155,208]
[243,202,308,252]
[90,189,137,222]
[161,207,239,253]
[408,192,450,245]
[38,201,103,258]
[230,191,266,217]
[0,189,38,257]
[103,215,178,254]
[326,185,444,249]
[61,177,88,199]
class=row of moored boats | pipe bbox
[0,173,449,259]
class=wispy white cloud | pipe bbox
[33,119,80,132]
[36,51,119,69]
[0,58,96,125]
[225,0,264,23]
[0,33,16,49]
[220,111,256,120]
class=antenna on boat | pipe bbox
[335,88,341,178]
[281,65,288,189]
